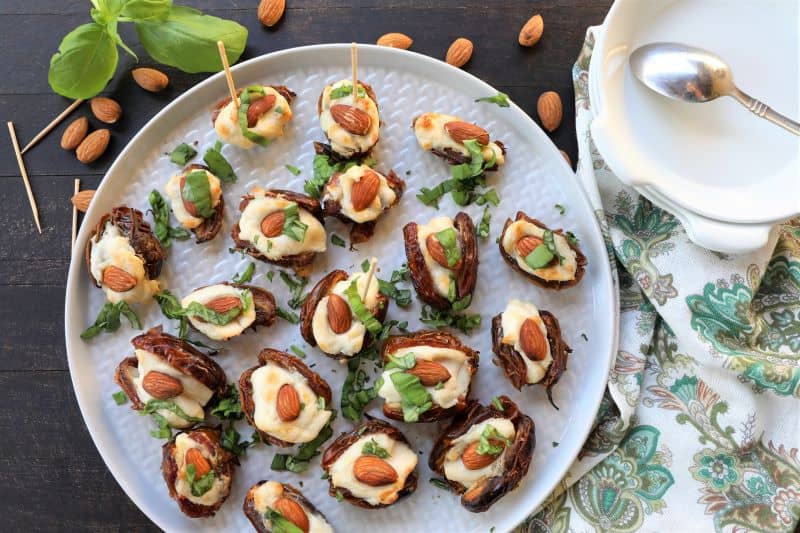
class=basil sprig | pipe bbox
[181,170,215,218]
[237,85,270,146]
[203,141,236,183]
[149,189,190,247]
[186,463,215,497]
[281,203,308,242]
[434,227,461,267]
[81,301,141,339]
[343,279,382,335]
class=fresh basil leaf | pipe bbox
[451,293,472,312]
[329,83,367,100]
[343,280,382,335]
[134,6,247,73]
[362,438,390,458]
[566,231,580,245]
[120,0,172,22]
[385,352,416,371]
[203,141,237,183]
[290,345,306,358]
[477,424,511,455]
[236,85,270,146]
[434,227,461,267]
[81,301,141,339]
[361,259,371,272]
[184,290,250,325]
[264,508,305,533]
[220,424,253,456]
[186,463,215,496]
[48,23,119,99]
[542,229,566,264]
[142,399,204,423]
[285,164,301,176]
[474,92,510,107]
[181,170,215,218]
[419,305,481,335]
[278,271,309,308]
[477,206,491,238]
[209,384,243,420]
[149,189,190,247]
[271,414,335,473]
[149,412,172,439]
[554,203,566,215]
[475,188,500,206]
[112,391,128,405]
[331,234,346,247]
[524,244,554,269]
[232,262,255,284]
[389,372,432,423]
[169,142,197,165]
[341,345,381,421]
[276,306,300,324]
[281,203,308,242]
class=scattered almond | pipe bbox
[60,116,89,150]
[276,383,301,422]
[461,440,504,470]
[141,371,183,400]
[520,318,548,361]
[426,234,462,270]
[518,14,544,47]
[407,359,451,387]
[273,497,310,533]
[326,293,352,334]
[446,38,473,68]
[246,94,276,127]
[515,235,544,258]
[70,189,95,213]
[444,121,489,145]
[185,448,211,477]
[204,296,242,314]
[260,211,285,237]
[330,104,372,136]
[76,129,110,164]
[102,265,137,292]
[353,455,398,486]
[376,33,413,49]
[537,91,562,132]
[350,170,380,211]
[132,67,169,93]
[90,97,122,124]
[258,0,285,27]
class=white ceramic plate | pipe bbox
[64,44,616,533]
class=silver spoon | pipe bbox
[630,42,800,135]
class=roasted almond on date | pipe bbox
[350,170,380,211]
[520,318,548,361]
[407,359,451,387]
[461,439,505,470]
[102,265,137,292]
[426,234,462,270]
[76,129,110,164]
[60,116,89,150]
[515,235,544,258]
[330,104,371,136]
[141,371,183,399]
[273,497,309,532]
[246,94,276,127]
[185,447,212,477]
[90,97,122,124]
[326,293,352,334]
[276,383,301,421]
[204,296,242,314]
[260,211,285,237]
[444,121,489,145]
[353,455,398,486]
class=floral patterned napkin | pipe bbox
[516,27,800,533]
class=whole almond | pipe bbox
[276,383,301,422]
[70,189,95,213]
[326,293,352,334]
[515,235,544,258]
[446,38,473,68]
[102,265,137,292]
[260,211,285,237]
[353,455,398,486]
[273,497,309,533]
[350,170,380,211]
[185,448,211,477]
[444,121,489,145]
[258,0,285,27]
[377,33,413,49]
[246,94,277,127]
[518,14,544,47]
[60,116,89,150]
[461,440,505,470]
[330,104,372,136]
[76,129,110,164]
[520,318,548,361]
[407,359,451,387]
[141,371,183,400]
[132,67,169,92]
[537,91,562,132]
[204,296,242,314]
[426,234,462,270]
[90,97,122,124]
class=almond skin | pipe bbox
[537,91,563,132]
[330,104,372,136]
[273,497,309,533]
[444,121,489,145]
[185,448,211,477]
[60,116,89,150]
[520,317,548,361]
[377,32,413,49]
[246,94,276,127]
[132,67,169,92]
[350,170,380,211]
[258,0,285,27]
[426,233,462,270]
[141,371,183,400]
[326,293,352,334]
[407,359,451,387]
[70,189,95,213]
[515,235,544,258]
[461,440,505,470]
[204,295,242,314]
[446,38,473,68]
[178,176,198,217]
[260,211,285,238]
[90,97,122,124]
[76,129,110,164]
[276,383,301,422]
[353,455,398,486]
[102,265,137,292]
[518,14,544,47]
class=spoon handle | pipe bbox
[730,88,800,135]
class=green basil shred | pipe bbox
[181,170,215,218]
[237,85,270,146]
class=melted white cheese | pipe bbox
[413,112,505,166]
[443,417,515,489]
[319,80,380,157]
[252,481,334,533]
[180,284,257,341]
[214,86,293,149]
[238,193,326,259]
[132,349,213,428]
[311,268,380,357]
[251,364,332,444]
[322,165,396,223]
[164,169,222,229]
[500,299,553,384]
[89,222,160,303]
[377,345,470,409]
[416,216,457,298]
[173,432,230,506]
[328,432,417,506]
[501,220,578,281]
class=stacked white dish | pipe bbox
[588,0,800,253]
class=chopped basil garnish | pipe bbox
[361,259,371,272]
[554,203,566,215]
[149,189,190,247]
[385,352,416,371]
[266,271,275,282]
[491,396,504,411]
[81,301,141,339]
[203,141,236,183]
[474,92,510,107]
[329,83,367,100]
[186,463,215,497]
[566,231,580,245]
[281,203,308,242]
[142,399,204,423]
[184,290,251,326]
[476,424,511,456]
[278,271,309,309]
[335,490,344,502]
[429,477,452,491]
[271,414,335,473]
[149,412,171,439]
[581,333,589,342]
[237,85,269,146]
[417,140,498,209]
[290,345,306,358]
[181,170,215,218]
[112,391,128,405]
[276,306,300,324]
[169,143,197,165]
[477,206,491,239]
[264,509,304,533]
[362,438,390,458]
[341,345,381,421]
[231,262,255,283]
[209,384,243,421]
[388,372,432,422]
[377,263,412,308]
[419,305,481,335]
[343,279,382,335]
[331,233,346,247]
[304,152,357,198]
[543,229,566,265]
[434,227,461,267]
[285,164,301,176]
[153,290,189,338]
[221,424,255,456]
[475,188,500,206]
[524,244,554,269]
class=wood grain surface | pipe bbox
[0,1,610,529]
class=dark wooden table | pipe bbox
[0,1,610,530]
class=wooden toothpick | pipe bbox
[217,41,238,110]
[21,98,83,154]
[7,122,42,234]
[351,42,359,104]
[361,257,377,300]
[71,179,80,251]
